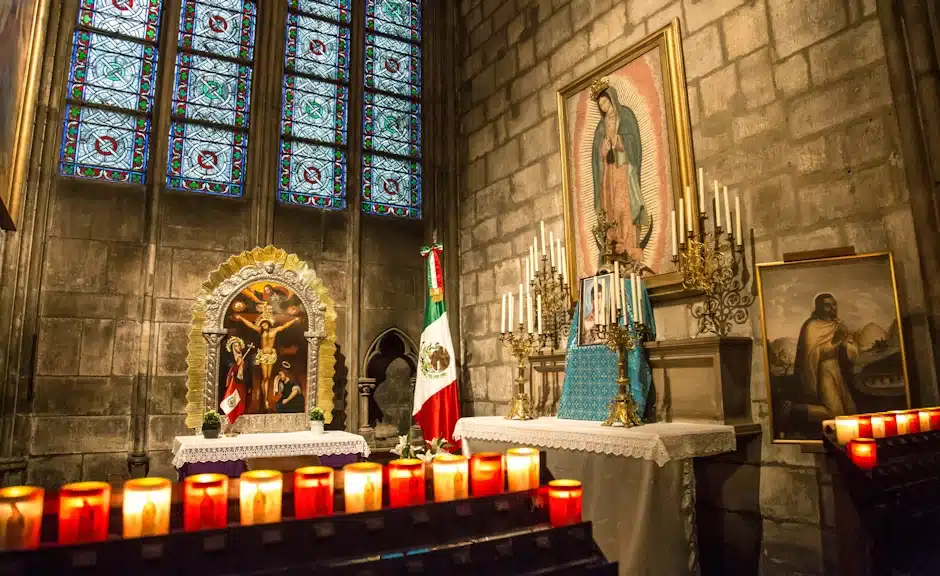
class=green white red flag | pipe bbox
[412,242,460,444]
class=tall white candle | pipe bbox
[518,283,523,327]
[537,294,543,334]
[549,231,556,268]
[620,275,627,318]
[685,185,693,229]
[713,180,721,229]
[735,195,743,245]
[670,210,678,256]
[678,198,685,240]
[525,257,530,289]
[593,281,600,327]
[560,247,567,283]
[613,261,620,311]
[501,293,507,333]
[697,167,705,212]
[556,238,562,274]
[633,274,641,323]
[723,186,731,237]
[526,292,533,334]
[638,278,645,325]
[532,238,539,271]
[540,221,546,257]
[609,278,616,324]
[508,293,513,330]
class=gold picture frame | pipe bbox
[756,252,911,444]
[0,0,51,230]
[557,18,696,302]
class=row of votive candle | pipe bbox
[832,407,940,445]
[0,447,581,549]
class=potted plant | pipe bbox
[202,411,222,439]
[309,407,325,435]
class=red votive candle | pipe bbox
[930,409,940,430]
[183,473,228,531]
[871,413,897,438]
[848,438,877,470]
[294,466,334,519]
[856,416,872,438]
[470,453,504,497]
[58,482,111,545]
[547,480,583,527]
[0,486,43,550]
[388,459,425,508]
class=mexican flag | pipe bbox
[412,242,460,444]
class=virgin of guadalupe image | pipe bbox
[591,77,651,265]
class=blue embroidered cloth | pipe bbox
[557,279,656,422]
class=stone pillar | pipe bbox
[357,378,376,445]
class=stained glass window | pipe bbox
[362,0,422,219]
[167,0,257,197]
[279,0,351,209]
[60,0,163,184]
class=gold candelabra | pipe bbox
[592,209,617,268]
[674,208,753,337]
[529,253,572,353]
[500,325,549,420]
[593,309,650,427]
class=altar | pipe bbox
[172,431,371,480]
[453,416,736,576]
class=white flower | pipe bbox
[417,452,435,463]
[391,435,408,457]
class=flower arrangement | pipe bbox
[391,434,453,462]
[202,411,222,438]
[308,407,325,421]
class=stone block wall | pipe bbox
[456,0,937,573]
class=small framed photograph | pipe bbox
[578,273,613,346]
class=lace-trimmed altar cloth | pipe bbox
[172,431,371,468]
[453,417,735,467]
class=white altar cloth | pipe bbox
[454,417,737,576]
[172,431,371,468]
[452,416,735,466]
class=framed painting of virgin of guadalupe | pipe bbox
[557,19,696,300]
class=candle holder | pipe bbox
[0,487,43,550]
[529,253,573,354]
[123,477,171,538]
[592,310,649,428]
[673,209,754,337]
[499,326,546,421]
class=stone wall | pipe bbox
[456,0,937,573]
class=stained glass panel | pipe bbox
[172,53,252,127]
[61,0,162,184]
[290,0,352,23]
[60,106,150,184]
[285,14,350,82]
[364,33,420,98]
[278,141,347,209]
[363,92,419,156]
[179,0,256,60]
[167,122,247,196]
[361,153,420,218]
[78,0,162,41]
[282,76,347,145]
[366,0,420,42]
[67,32,157,113]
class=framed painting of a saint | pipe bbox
[558,19,695,300]
[578,273,613,347]
[756,253,911,443]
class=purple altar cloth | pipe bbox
[176,453,361,481]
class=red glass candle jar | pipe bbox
[183,473,228,531]
[388,459,425,508]
[547,480,583,527]
[470,453,504,497]
[294,466,334,519]
[871,413,897,438]
[0,486,43,550]
[893,412,919,435]
[856,416,872,438]
[58,482,111,545]
[848,438,877,470]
